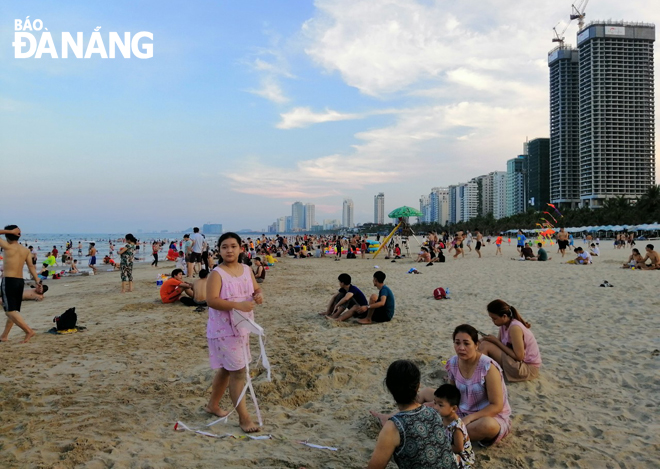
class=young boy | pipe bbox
[433,384,475,469]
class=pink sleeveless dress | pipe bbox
[206,264,254,371]
[445,354,512,445]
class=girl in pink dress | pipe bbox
[478,299,542,382]
[204,233,264,433]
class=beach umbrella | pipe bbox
[388,206,423,218]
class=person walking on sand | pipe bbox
[88,242,97,274]
[0,225,41,343]
[205,233,264,433]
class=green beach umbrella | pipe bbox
[388,206,423,218]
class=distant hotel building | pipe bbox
[291,201,304,230]
[202,224,223,235]
[549,21,656,208]
[374,193,385,224]
[342,198,354,228]
[506,156,526,216]
[304,203,316,230]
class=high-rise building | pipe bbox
[490,171,508,220]
[304,203,315,230]
[291,201,304,230]
[549,22,656,208]
[285,216,293,232]
[526,138,551,210]
[430,187,449,225]
[374,193,385,224]
[419,194,431,222]
[462,180,479,222]
[277,217,286,233]
[577,22,655,207]
[549,46,581,207]
[342,198,354,228]
[448,185,460,224]
[506,156,526,216]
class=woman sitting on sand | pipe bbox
[367,360,457,469]
[622,248,644,268]
[478,300,542,382]
[417,324,512,445]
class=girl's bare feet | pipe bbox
[239,417,260,433]
[204,405,229,418]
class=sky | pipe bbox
[1,0,658,233]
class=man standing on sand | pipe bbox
[182,234,194,278]
[88,242,98,274]
[556,228,569,258]
[0,225,42,343]
[190,227,204,276]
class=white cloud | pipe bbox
[276,107,364,129]
[246,76,289,104]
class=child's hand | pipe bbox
[253,292,263,305]
[236,301,255,312]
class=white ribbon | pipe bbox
[182,308,271,430]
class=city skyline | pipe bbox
[2,1,658,233]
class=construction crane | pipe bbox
[570,0,589,30]
[552,20,573,46]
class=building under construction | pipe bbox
[548,20,655,208]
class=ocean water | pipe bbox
[10,233,220,277]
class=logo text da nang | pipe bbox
[13,17,153,59]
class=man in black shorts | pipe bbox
[557,228,569,257]
[319,273,368,320]
[474,229,483,258]
[1,225,42,343]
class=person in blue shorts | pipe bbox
[358,271,395,324]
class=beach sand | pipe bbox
[1,240,659,468]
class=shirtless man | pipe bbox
[474,229,483,258]
[640,244,660,270]
[556,228,569,257]
[88,242,98,274]
[0,226,41,343]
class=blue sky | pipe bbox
[1,0,657,233]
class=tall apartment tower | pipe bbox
[342,198,354,228]
[291,201,304,230]
[549,46,581,207]
[506,156,526,216]
[374,193,385,224]
[491,171,508,220]
[526,138,551,210]
[304,203,316,230]
[577,22,655,207]
[549,22,656,208]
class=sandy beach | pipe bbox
[1,239,659,468]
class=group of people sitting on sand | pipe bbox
[319,271,395,325]
[368,299,541,468]
[622,244,660,270]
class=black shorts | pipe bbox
[1,277,25,312]
[189,252,202,263]
[558,240,569,249]
[475,241,482,250]
[371,307,392,323]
